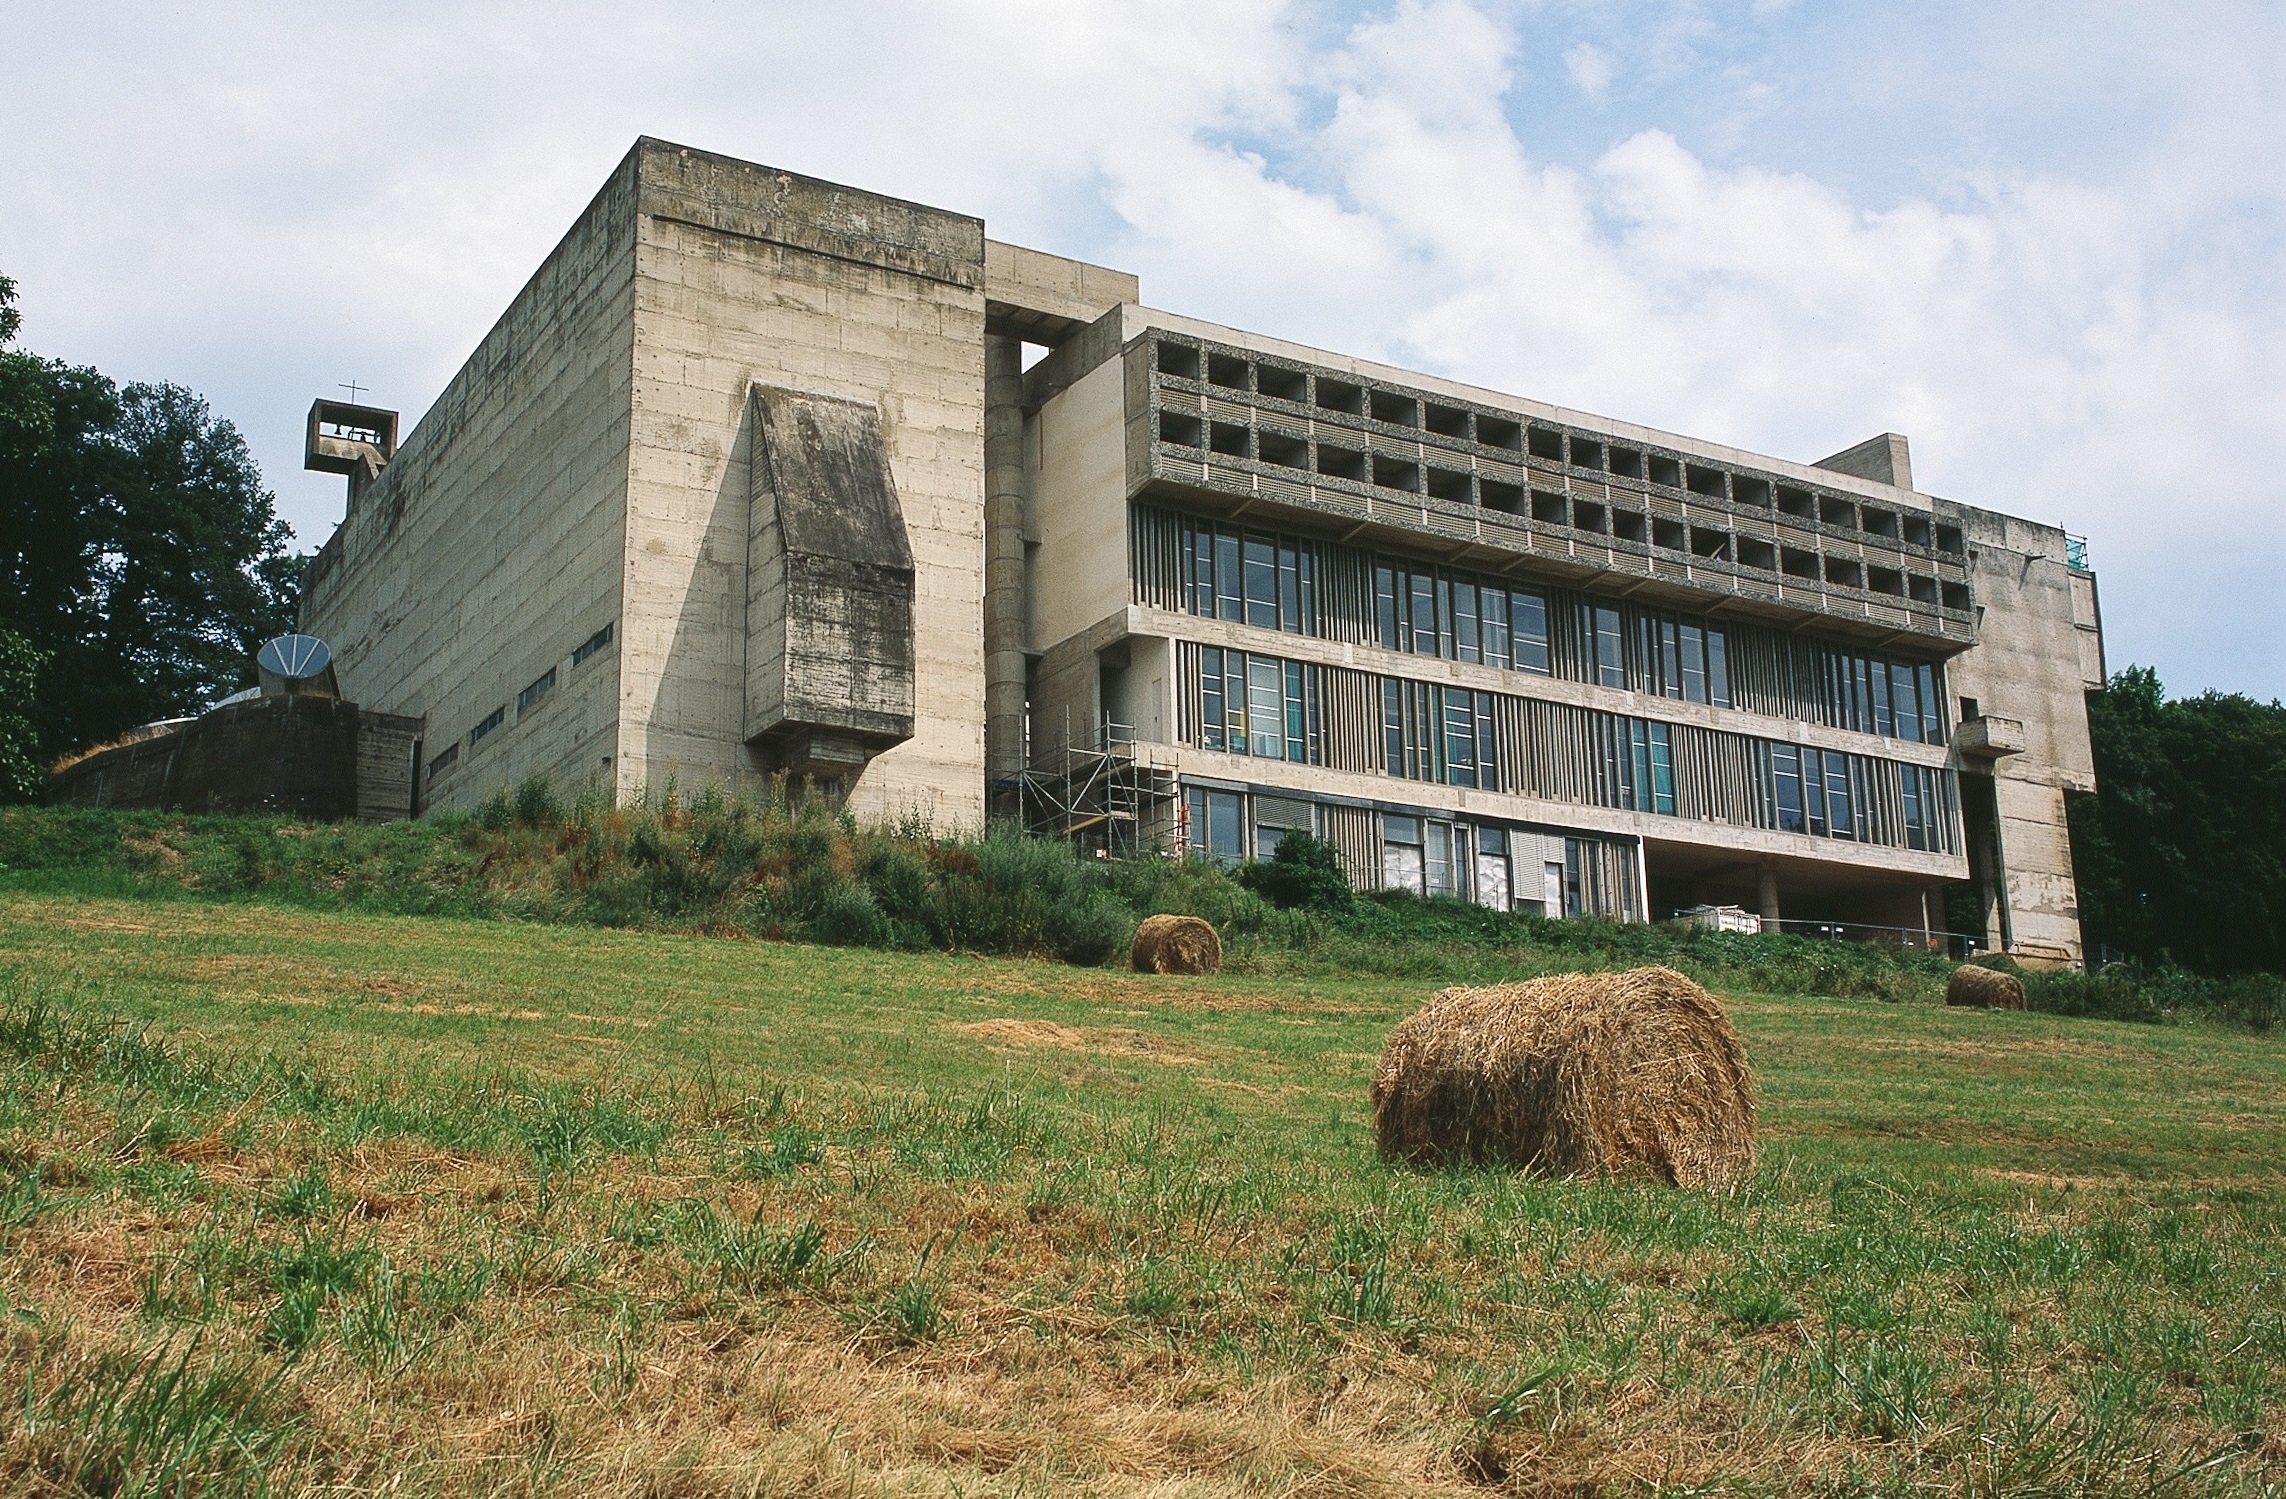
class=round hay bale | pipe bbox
[1945,965,2026,1010]
[1129,914,1222,975]
[1369,966,1755,1190]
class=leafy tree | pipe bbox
[0,273,300,763]
[1236,831,1355,915]
[2070,666,2286,976]
[0,627,43,801]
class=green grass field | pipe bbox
[1,888,2282,1496]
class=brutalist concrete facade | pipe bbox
[299,139,2102,960]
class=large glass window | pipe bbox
[1383,814,1424,893]
[1480,585,1509,667]
[1185,787,1244,866]
[1247,655,1283,758]
[1424,820,1455,898]
[1444,691,1478,787]
[1200,646,1227,752]
[1474,826,1511,911]
[1772,744,1805,833]
[1409,572,1439,656]
[1649,721,1676,814]
[1594,606,1626,688]
[1513,591,1551,674]
[1824,751,1856,839]
[1244,535,1277,629]
[1214,531,1242,621]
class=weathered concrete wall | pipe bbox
[48,698,424,823]
[1025,342,1133,657]
[43,724,189,811]
[356,711,423,822]
[743,385,916,772]
[298,150,638,812]
[983,240,1138,332]
[623,141,987,829]
[1941,502,2099,959]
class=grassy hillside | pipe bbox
[5,801,2278,1029]
[1,891,2282,1495]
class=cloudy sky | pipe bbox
[6,1,2281,697]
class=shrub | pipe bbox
[1236,832,1354,914]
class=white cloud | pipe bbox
[2,0,2278,695]
[1564,43,1614,100]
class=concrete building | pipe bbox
[300,139,2105,960]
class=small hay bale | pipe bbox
[1130,914,1222,975]
[1369,966,1755,1190]
[1945,965,2026,1010]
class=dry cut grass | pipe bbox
[0,893,2282,1497]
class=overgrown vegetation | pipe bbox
[0,270,304,786]
[5,789,2277,1031]
[0,895,2280,1495]
[2071,666,2286,977]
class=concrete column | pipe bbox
[1756,858,1781,931]
[983,335,1027,818]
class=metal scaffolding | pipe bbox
[1020,715,1178,858]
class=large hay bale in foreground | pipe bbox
[1370,967,1755,1189]
[1946,964,2027,1010]
[1130,914,1222,975]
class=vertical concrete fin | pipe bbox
[743,385,916,780]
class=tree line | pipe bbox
[0,272,300,798]
[2069,666,2285,977]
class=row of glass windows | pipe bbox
[1183,521,1317,634]
[1181,653,1951,853]
[1162,511,1945,741]
[1823,652,1944,744]
[1769,745,1948,850]
[1197,646,1320,762]
[1181,784,1637,921]
[1382,680,1499,789]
